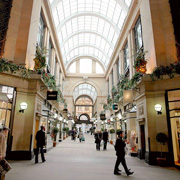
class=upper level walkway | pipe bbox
[6,133,180,180]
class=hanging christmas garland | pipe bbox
[0,58,31,78]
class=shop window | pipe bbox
[46,40,53,73]
[54,58,57,77]
[166,89,180,167]
[96,62,103,74]
[134,16,143,53]
[117,59,120,82]
[112,71,114,86]
[37,14,45,49]
[124,43,129,77]
[68,62,76,73]
[169,0,180,60]
[0,85,14,128]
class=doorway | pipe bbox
[33,116,40,149]
[140,124,145,159]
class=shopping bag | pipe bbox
[81,137,85,141]
[0,159,12,175]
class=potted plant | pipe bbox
[156,132,168,166]
[63,127,67,140]
[116,129,121,135]
[33,46,47,71]
[51,126,59,147]
[66,127,69,138]
[110,129,115,144]
[134,51,148,74]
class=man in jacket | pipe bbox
[0,125,10,180]
[35,126,46,163]
[114,130,133,176]
[103,129,108,150]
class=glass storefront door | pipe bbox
[167,89,180,166]
[0,85,14,128]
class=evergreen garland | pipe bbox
[0,58,31,78]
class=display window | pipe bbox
[167,89,180,166]
[0,85,14,128]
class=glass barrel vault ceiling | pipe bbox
[49,0,132,70]
[73,83,97,103]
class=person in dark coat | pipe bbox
[103,129,108,150]
[35,126,46,163]
[94,131,101,150]
[114,131,133,176]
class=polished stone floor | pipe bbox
[6,134,180,180]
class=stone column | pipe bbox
[56,64,59,85]
[130,29,136,76]
[128,32,133,79]
[109,73,112,95]
[43,27,48,48]
[45,29,50,49]
[119,50,124,75]
[113,63,118,86]
[50,48,55,74]
[60,72,63,91]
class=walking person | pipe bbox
[103,129,108,150]
[35,126,46,164]
[78,130,84,142]
[114,131,133,176]
[0,126,10,180]
[94,131,100,150]
[73,129,77,141]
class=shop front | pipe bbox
[166,89,180,167]
[0,85,16,158]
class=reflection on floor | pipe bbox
[6,134,180,180]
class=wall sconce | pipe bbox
[19,102,28,113]
[154,104,162,115]
[59,117,63,121]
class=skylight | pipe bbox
[49,0,132,70]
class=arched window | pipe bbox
[80,59,92,73]
[68,61,76,73]
[96,62,104,74]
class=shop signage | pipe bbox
[100,114,106,120]
[47,91,58,100]
[63,109,68,113]
[112,104,118,110]
[124,103,134,112]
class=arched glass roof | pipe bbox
[73,83,97,103]
[49,0,132,69]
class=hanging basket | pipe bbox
[136,61,147,74]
